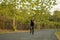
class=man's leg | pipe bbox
[30,27,31,34]
[30,27,32,34]
[32,27,34,34]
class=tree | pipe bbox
[18,0,56,20]
[53,10,60,22]
[0,0,57,30]
[14,0,56,29]
[0,0,19,31]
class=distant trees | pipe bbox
[47,10,60,29]
[1,0,60,30]
[0,0,18,31]
[53,11,60,22]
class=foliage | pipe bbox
[0,0,60,30]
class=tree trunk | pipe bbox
[13,17,16,31]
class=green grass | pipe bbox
[0,32,8,34]
[55,31,60,40]
[0,29,13,34]
[0,30,29,34]
[0,30,11,34]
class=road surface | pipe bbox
[0,29,58,40]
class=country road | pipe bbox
[0,29,58,40]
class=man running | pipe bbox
[30,19,34,35]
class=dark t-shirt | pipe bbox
[30,20,34,26]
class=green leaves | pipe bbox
[0,0,59,30]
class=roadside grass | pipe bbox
[0,31,9,34]
[0,29,12,34]
[0,29,29,34]
[55,30,60,40]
